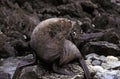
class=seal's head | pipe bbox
[40,18,75,39]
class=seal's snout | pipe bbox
[71,21,76,28]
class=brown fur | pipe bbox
[30,18,91,79]
[30,18,73,63]
[13,18,91,79]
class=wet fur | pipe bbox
[13,18,91,79]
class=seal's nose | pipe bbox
[71,21,76,28]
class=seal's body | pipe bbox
[30,18,73,64]
[13,18,91,79]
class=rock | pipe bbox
[11,39,30,56]
[18,63,85,79]
[91,65,120,79]
[79,32,104,41]
[102,61,120,69]
[100,30,120,44]
[0,33,16,58]
[92,66,106,73]
[102,56,120,69]
[99,55,106,62]
[0,54,34,79]
[85,53,99,60]
[71,75,84,79]
[75,29,119,48]
[94,70,120,79]
[57,1,91,18]
[80,1,98,15]
[0,71,11,79]
[92,60,101,66]
[19,66,38,79]
[75,32,104,48]
[105,56,119,62]
[82,41,120,55]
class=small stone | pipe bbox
[102,61,120,69]
[92,24,95,27]
[71,75,84,79]
[86,53,99,60]
[105,56,118,62]
[99,55,106,62]
[91,65,106,73]
[95,70,120,79]
[92,60,101,66]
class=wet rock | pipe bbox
[99,55,106,62]
[18,63,85,79]
[0,71,11,79]
[91,0,115,9]
[91,65,120,79]
[11,39,30,56]
[102,56,120,69]
[0,32,16,58]
[57,2,90,18]
[86,53,99,60]
[102,61,120,69]
[95,70,120,79]
[105,56,119,62]
[74,28,120,48]
[100,30,120,44]
[42,0,69,6]
[92,60,101,66]
[23,2,33,13]
[80,1,98,15]
[19,66,38,79]
[82,41,120,55]
[92,65,106,73]
[0,54,34,79]
[79,32,104,41]
[80,17,92,33]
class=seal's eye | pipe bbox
[71,31,76,37]
[73,32,76,36]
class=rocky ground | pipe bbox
[0,0,120,79]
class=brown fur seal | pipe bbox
[13,18,91,79]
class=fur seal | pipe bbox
[13,18,91,79]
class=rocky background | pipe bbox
[0,0,120,79]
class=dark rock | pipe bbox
[0,54,34,79]
[42,0,69,6]
[82,41,120,56]
[57,2,90,18]
[91,0,115,10]
[72,29,120,51]
[74,32,104,48]
[80,17,93,33]
[11,39,30,56]
[0,33,16,58]
[100,30,120,44]
[80,1,98,15]
[18,63,85,79]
